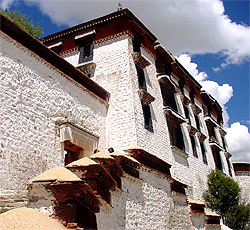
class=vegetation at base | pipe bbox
[204,169,250,230]
[0,8,43,39]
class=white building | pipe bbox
[0,9,233,229]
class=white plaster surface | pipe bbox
[0,32,107,193]
[60,35,232,202]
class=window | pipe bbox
[167,118,185,151]
[160,83,178,111]
[79,38,94,64]
[189,87,195,104]
[207,125,216,141]
[142,102,153,132]
[212,149,223,170]
[178,78,185,94]
[200,142,207,164]
[133,34,142,53]
[190,135,198,158]
[136,66,147,90]
[58,122,99,159]
[195,114,201,131]
[184,106,191,124]
[64,140,83,165]
[226,158,232,177]
[164,62,172,76]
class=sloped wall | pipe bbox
[0,32,107,194]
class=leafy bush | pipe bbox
[0,8,43,39]
[204,170,249,229]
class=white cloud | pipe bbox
[0,0,15,9]
[13,0,250,68]
[226,122,250,162]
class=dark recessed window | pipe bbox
[142,103,153,132]
[227,158,232,177]
[136,66,147,90]
[212,149,223,170]
[165,62,172,76]
[160,83,177,111]
[200,142,207,164]
[167,118,185,151]
[178,78,185,94]
[189,87,195,104]
[184,106,191,124]
[190,135,198,158]
[195,114,201,131]
[79,38,94,64]
[207,125,216,140]
[133,34,141,53]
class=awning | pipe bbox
[59,123,98,154]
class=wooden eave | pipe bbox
[111,152,140,178]
[68,164,116,189]
[0,14,109,103]
[41,8,157,44]
[47,183,100,213]
[126,147,172,177]
[154,42,176,63]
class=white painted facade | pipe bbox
[61,34,233,202]
[0,31,107,193]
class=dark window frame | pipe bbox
[142,102,153,132]
[200,142,207,164]
[167,118,185,152]
[190,135,198,158]
[78,38,94,64]
[184,106,191,124]
[133,34,142,53]
[195,114,201,131]
[136,66,147,90]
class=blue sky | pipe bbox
[1,0,250,162]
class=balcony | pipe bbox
[163,106,187,124]
[132,52,150,69]
[209,137,224,151]
[204,115,219,127]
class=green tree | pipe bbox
[204,169,240,215]
[0,8,43,39]
[225,204,250,230]
[204,170,250,229]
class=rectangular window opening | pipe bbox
[136,66,147,90]
[142,102,153,132]
[200,142,207,164]
[190,135,198,158]
[79,39,94,64]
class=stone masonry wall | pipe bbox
[61,35,225,202]
[96,167,185,230]
[0,32,107,196]
[234,172,250,204]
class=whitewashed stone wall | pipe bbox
[93,37,139,151]
[234,172,250,204]
[0,32,107,193]
[96,167,192,230]
[60,35,228,202]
